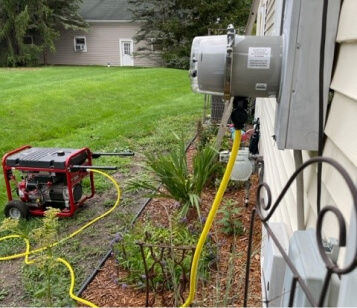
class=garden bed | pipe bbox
[82,143,262,307]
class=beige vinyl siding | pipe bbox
[258,0,283,36]
[315,0,357,237]
[318,0,357,235]
[256,0,299,235]
[335,0,357,42]
[264,0,276,35]
[325,92,357,164]
[326,0,357,291]
[46,22,160,67]
[256,98,298,235]
[256,1,266,35]
[256,0,357,242]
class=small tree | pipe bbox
[129,0,251,69]
[0,0,87,66]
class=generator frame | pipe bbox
[2,145,95,218]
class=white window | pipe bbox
[74,36,87,52]
[123,42,131,55]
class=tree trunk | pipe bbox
[43,49,48,65]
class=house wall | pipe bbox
[256,0,357,251]
[46,22,161,67]
[256,0,301,236]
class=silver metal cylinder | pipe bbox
[190,35,282,97]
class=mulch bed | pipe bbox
[82,143,262,307]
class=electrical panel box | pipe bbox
[281,229,340,306]
[261,223,289,307]
[275,0,341,150]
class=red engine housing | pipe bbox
[2,146,95,218]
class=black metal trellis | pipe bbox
[244,156,357,307]
[136,232,196,307]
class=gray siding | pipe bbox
[46,22,161,67]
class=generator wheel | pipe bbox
[4,200,29,219]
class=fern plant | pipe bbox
[129,136,219,219]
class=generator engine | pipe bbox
[18,172,83,208]
[2,146,133,219]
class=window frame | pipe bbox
[73,36,87,53]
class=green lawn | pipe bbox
[0,66,203,306]
[0,66,202,215]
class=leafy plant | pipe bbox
[0,287,8,301]
[114,220,213,292]
[129,136,220,219]
[0,208,72,307]
[22,208,66,307]
[218,200,244,236]
[197,123,219,151]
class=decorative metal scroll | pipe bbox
[136,232,195,307]
[244,156,357,307]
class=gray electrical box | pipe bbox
[337,216,357,306]
[261,223,289,307]
[275,0,341,150]
[281,229,340,306]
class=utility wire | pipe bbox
[317,0,329,214]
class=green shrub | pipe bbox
[197,124,219,151]
[218,200,244,236]
[7,55,36,67]
[129,136,220,219]
[114,221,215,290]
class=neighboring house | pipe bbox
[256,0,357,305]
[46,0,161,67]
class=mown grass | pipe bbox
[0,66,203,306]
[0,66,202,214]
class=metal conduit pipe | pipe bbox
[293,149,305,230]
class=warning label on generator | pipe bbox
[247,47,271,69]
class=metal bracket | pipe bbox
[223,24,236,101]
[215,24,236,149]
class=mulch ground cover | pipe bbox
[82,143,262,307]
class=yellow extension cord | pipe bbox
[182,130,241,307]
[0,169,122,307]
[0,133,241,307]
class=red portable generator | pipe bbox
[2,145,133,219]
